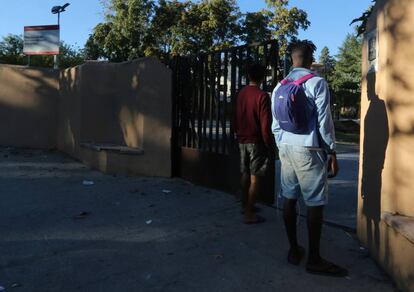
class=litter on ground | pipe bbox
[82,180,95,186]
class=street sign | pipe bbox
[23,25,60,55]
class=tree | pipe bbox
[85,0,155,62]
[205,0,241,50]
[86,0,242,60]
[319,47,335,72]
[59,43,86,68]
[351,0,376,36]
[86,0,309,61]
[318,46,337,117]
[84,23,114,60]
[265,0,310,53]
[163,0,241,56]
[143,0,190,58]
[319,46,336,84]
[0,34,85,69]
[240,11,272,44]
[332,33,362,117]
[0,34,26,65]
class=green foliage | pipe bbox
[240,11,272,44]
[0,34,85,69]
[0,35,26,65]
[171,0,241,55]
[351,0,376,36]
[85,0,155,61]
[265,0,310,53]
[84,23,112,60]
[332,33,362,113]
[1,0,311,66]
[86,0,241,60]
[86,0,310,61]
[319,46,335,73]
[59,43,86,68]
[319,46,336,86]
[143,0,189,58]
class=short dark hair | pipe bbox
[247,63,266,83]
[287,39,317,64]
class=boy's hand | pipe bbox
[328,153,339,178]
[266,142,276,157]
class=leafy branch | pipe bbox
[350,0,376,36]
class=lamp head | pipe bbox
[51,6,60,14]
[51,3,70,14]
[62,3,70,10]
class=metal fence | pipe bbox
[171,40,280,157]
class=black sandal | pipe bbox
[306,259,348,277]
[244,215,266,225]
[288,246,306,265]
[240,206,261,215]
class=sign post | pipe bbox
[23,25,60,68]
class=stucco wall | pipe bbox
[58,66,82,158]
[58,58,172,177]
[358,0,414,290]
[0,65,59,149]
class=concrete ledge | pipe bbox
[382,212,414,245]
[80,143,144,155]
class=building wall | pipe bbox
[358,0,414,290]
[58,58,172,178]
[0,65,59,149]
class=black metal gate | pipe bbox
[171,40,280,204]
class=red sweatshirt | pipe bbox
[234,85,273,147]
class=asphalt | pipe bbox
[0,147,395,292]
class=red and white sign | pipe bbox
[23,25,60,55]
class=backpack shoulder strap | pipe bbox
[280,78,293,85]
[293,73,315,86]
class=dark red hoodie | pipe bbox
[234,85,273,147]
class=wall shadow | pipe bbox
[0,65,59,149]
[361,72,389,251]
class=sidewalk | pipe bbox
[0,148,394,292]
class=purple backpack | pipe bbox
[274,73,315,134]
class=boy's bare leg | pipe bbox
[305,206,348,276]
[283,198,299,249]
[284,198,305,265]
[240,173,250,212]
[244,175,262,222]
[307,206,324,263]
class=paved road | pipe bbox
[0,147,394,292]
[275,143,359,230]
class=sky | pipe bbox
[0,0,373,58]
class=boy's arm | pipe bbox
[314,79,336,153]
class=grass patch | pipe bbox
[334,120,360,144]
[335,131,360,144]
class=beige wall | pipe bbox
[0,65,59,149]
[58,58,172,177]
[358,0,414,290]
[58,65,82,157]
[0,58,172,177]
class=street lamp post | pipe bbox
[51,3,70,69]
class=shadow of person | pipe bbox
[361,72,389,252]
